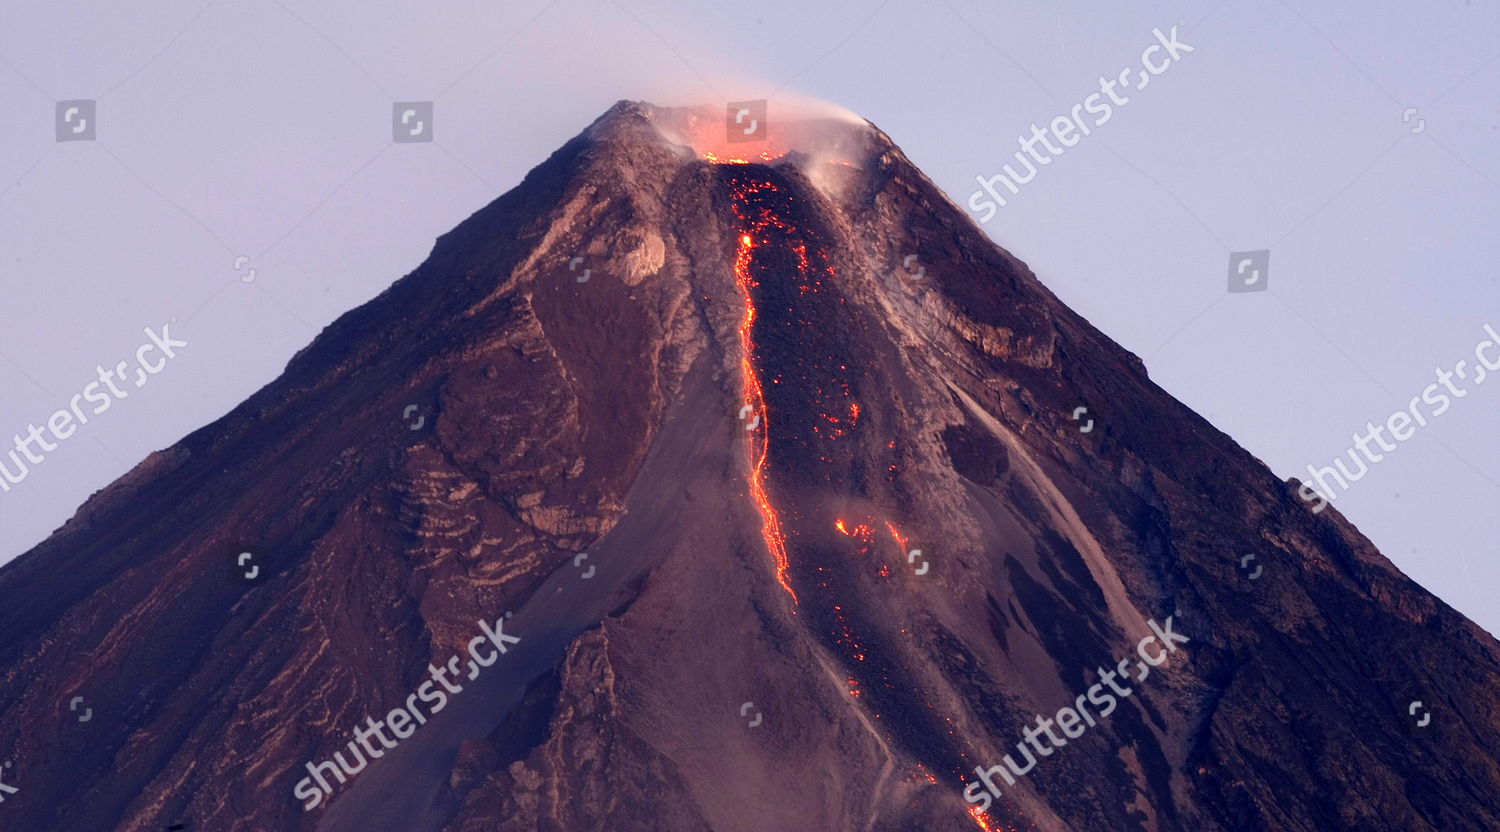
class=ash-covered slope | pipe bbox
[1,100,1497,832]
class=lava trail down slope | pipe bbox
[724,165,1024,829]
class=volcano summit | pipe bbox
[0,101,1496,832]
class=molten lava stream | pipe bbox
[723,170,1020,832]
[734,230,797,604]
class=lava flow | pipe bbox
[703,147,785,165]
[734,227,797,603]
[719,162,1023,832]
[724,167,861,602]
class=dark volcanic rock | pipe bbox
[0,100,1496,832]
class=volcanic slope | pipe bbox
[0,101,1496,832]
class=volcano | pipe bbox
[1,100,1497,832]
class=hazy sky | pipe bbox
[2,0,1497,634]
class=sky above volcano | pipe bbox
[2,0,1497,633]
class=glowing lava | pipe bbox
[884,521,909,554]
[834,518,874,544]
[704,147,785,165]
[735,230,797,603]
[970,806,1000,831]
[725,172,848,603]
[721,165,1029,832]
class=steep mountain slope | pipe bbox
[0,100,1496,832]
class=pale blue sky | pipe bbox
[2,0,1497,633]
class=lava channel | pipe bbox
[734,227,797,604]
[719,163,1027,832]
